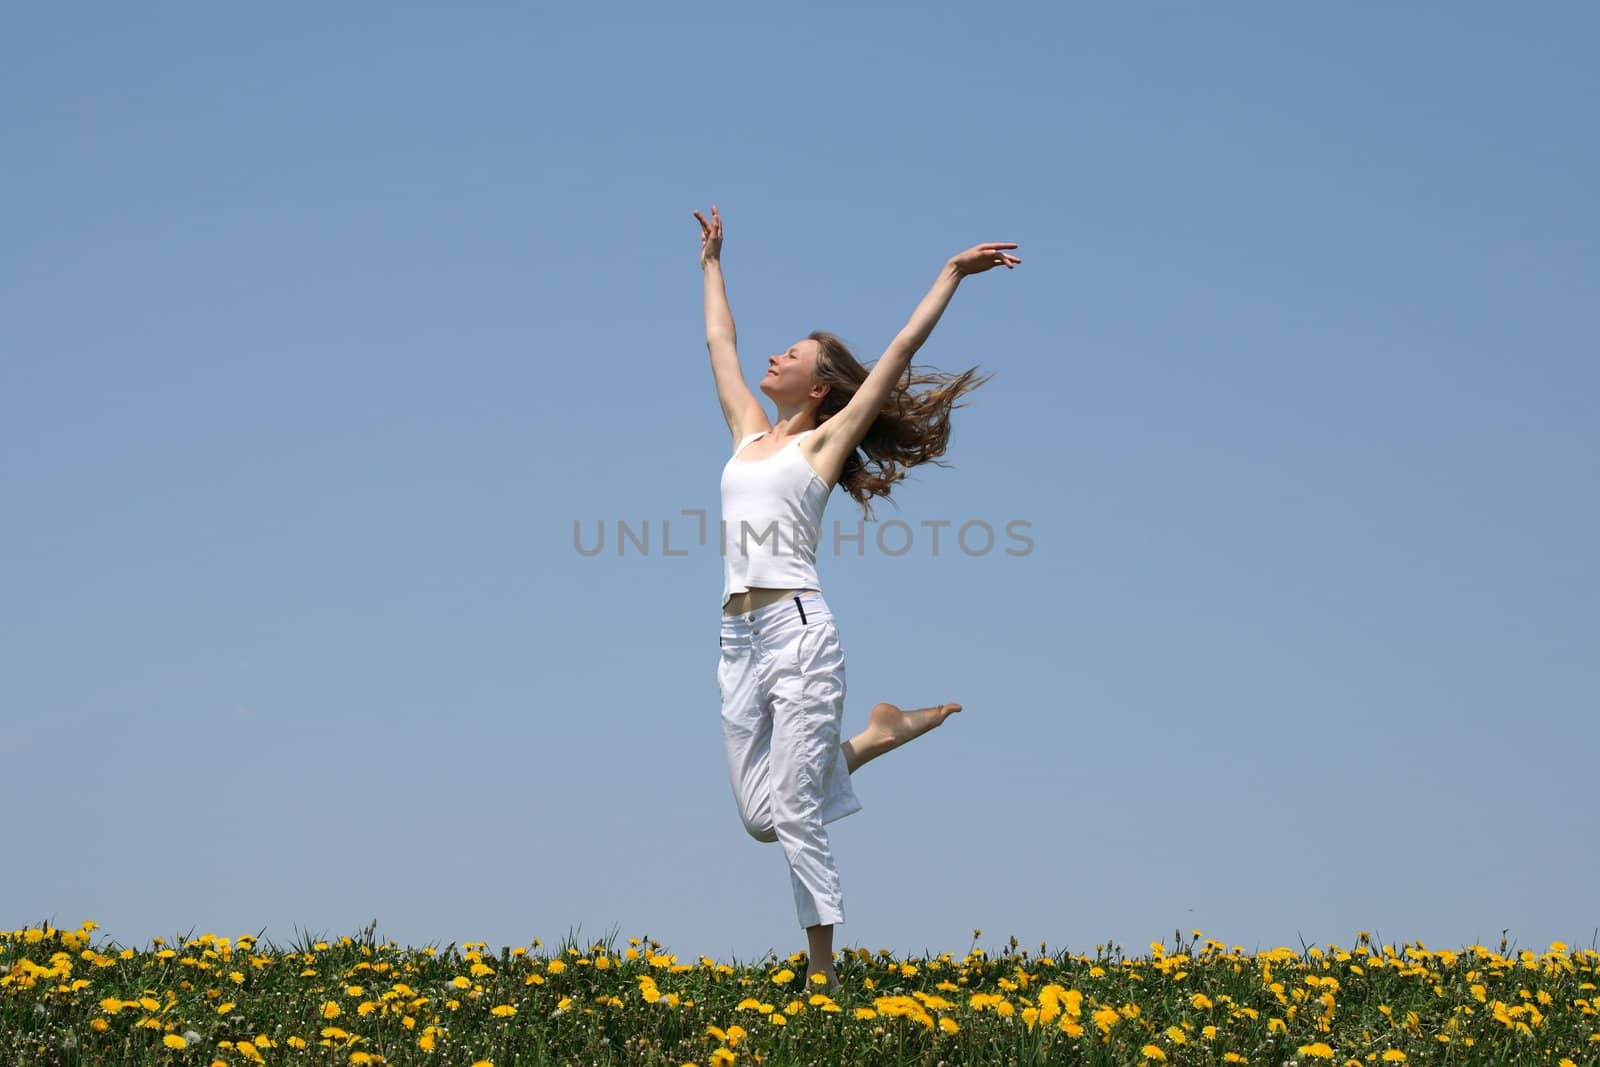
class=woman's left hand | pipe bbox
[949,242,1022,277]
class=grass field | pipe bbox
[4,922,1597,1065]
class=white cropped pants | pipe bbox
[718,590,862,928]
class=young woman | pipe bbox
[696,205,1019,988]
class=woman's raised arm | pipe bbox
[696,206,768,447]
[814,242,1020,462]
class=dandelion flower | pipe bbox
[163,1034,187,1050]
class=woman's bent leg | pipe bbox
[719,630,777,842]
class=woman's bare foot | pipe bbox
[804,964,840,993]
[844,702,962,772]
[805,926,839,993]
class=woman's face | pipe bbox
[760,339,825,404]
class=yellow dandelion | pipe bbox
[853,1008,876,1020]
[491,1004,517,1017]
[771,968,795,985]
[90,1019,109,1034]
[1297,1043,1334,1060]
[939,1017,959,1034]
[322,1000,342,1019]
[547,960,566,974]
[163,1034,187,1050]
[1382,1053,1407,1063]
[1141,1045,1167,1062]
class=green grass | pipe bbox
[4,922,1597,1065]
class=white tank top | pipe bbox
[720,429,832,607]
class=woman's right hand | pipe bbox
[693,205,724,268]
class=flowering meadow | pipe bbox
[4,922,1598,1065]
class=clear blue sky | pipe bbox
[4,3,1596,961]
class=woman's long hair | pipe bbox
[809,330,991,520]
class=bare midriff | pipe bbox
[722,586,820,616]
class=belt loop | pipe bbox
[793,595,807,624]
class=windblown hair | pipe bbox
[808,330,992,520]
